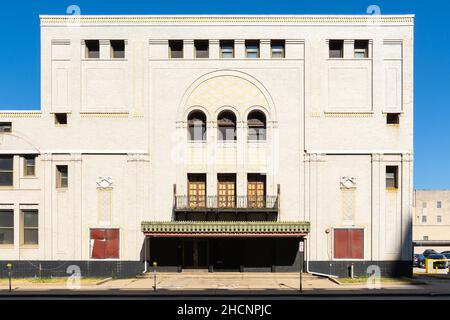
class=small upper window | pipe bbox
[271,40,285,58]
[329,40,344,58]
[423,202,427,208]
[21,209,38,245]
[423,235,429,240]
[85,40,100,59]
[23,156,36,177]
[169,40,183,59]
[386,166,399,189]
[194,40,209,59]
[0,122,12,133]
[111,40,125,59]
[422,216,427,224]
[437,201,442,209]
[245,40,260,58]
[437,215,443,223]
[387,113,400,125]
[354,40,369,58]
[55,113,67,126]
[56,165,68,189]
[220,40,234,59]
[0,210,14,245]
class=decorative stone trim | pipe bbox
[141,221,310,234]
[0,112,42,118]
[51,39,71,45]
[79,112,129,117]
[149,39,168,45]
[324,111,374,118]
[40,15,414,25]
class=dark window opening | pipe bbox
[111,40,125,59]
[245,40,260,58]
[23,155,36,176]
[22,210,38,245]
[386,113,400,125]
[55,113,67,125]
[386,166,399,189]
[0,122,12,133]
[169,40,184,58]
[0,210,14,245]
[194,40,209,58]
[0,155,13,187]
[220,40,234,58]
[247,110,266,141]
[188,110,207,141]
[217,111,237,141]
[85,40,100,59]
[271,40,285,58]
[56,165,68,189]
[354,40,369,58]
[329,40,344,58]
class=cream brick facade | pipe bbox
[0,15,414,277]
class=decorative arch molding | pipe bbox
[243,105,271,122]
[178,70,277,122]
[0,132,41,154]
[183,105,211,121]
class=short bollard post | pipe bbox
[6,264,12,292]
[152,262,157,291]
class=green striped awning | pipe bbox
[141,221,310,237]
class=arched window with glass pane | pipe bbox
[217,111,237,141]
[187,110,207,141]
[247,110,266,141]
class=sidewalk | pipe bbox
[0,272,440,296]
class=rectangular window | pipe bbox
[271,40,285,58]
[169,40,184,58]
[423,202,427,208]
[386,166,399,189]
[0,122,12,133]
[55,113,67,125]
[0,210,14,245]
[21,210,38,245]
[423,236,429,241]
[85,40,100,59]
[422,216,427,223]
[333,228,364,259]
[194,40,209,58]
[437,201,442,209]
[220,40,234,58]
[245,40,260,58]
[0,155,13,187]
[329,40,344,58]
[354,40,369,58]
[90,228,119,259]
[23,155,36,176]
[110,40,125,59]
[387,113,400,125]
[437,215,442,223]
[56,165,68,189]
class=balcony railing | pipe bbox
[174,195,279,211]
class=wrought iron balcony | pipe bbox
[174,195,279,212]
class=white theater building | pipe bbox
[0,15,414,277]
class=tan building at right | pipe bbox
[413,190,450,253]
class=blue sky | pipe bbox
[0,0,448,189]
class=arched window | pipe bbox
[247,110,266,141]
[187,110,206,141]
[217,110,237,141]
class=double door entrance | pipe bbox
[182,239,209,269]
